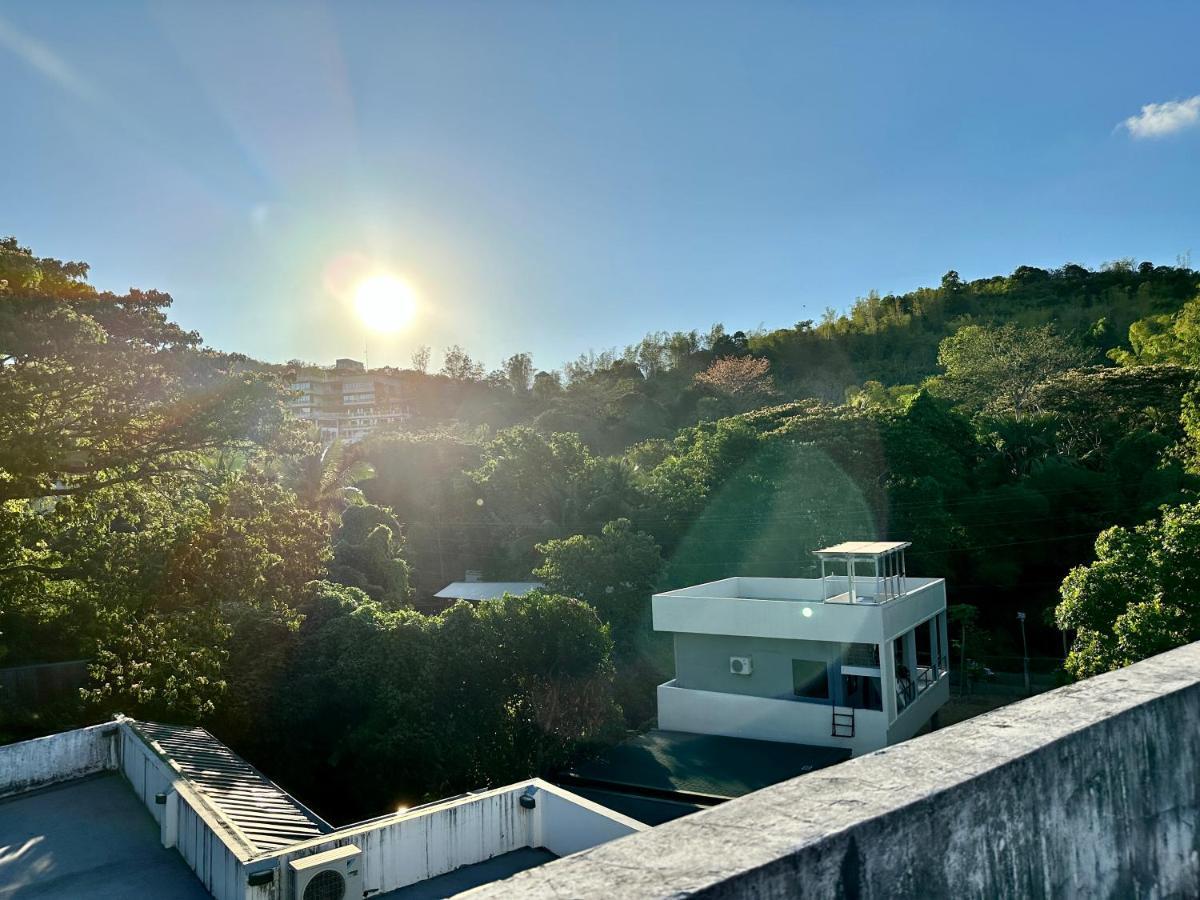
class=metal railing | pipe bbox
[842,644,880,668]
[896,663,945,713]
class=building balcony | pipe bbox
[657,669,949,756]
[657,679,889,754]
[896,658,949,714]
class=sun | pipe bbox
[354,274,417,332]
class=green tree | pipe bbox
[328,502,412,608]
[469,427,597,571]
[532,370,564,402]
[1056,502,1200,677]
[410,344,431,374]
[288,440,375,520]
[79,477,328,719]
[502,352,534,394]
[440,345,485,382]
[934,323,1087,414]
[0,238,285,503]
[534,519,663,648]
[1109,295,1200,366]
[266,588,619,819]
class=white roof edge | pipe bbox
[434,581,544,599]
[814,541,912,556]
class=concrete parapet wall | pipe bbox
[471,641,1200,899]
[0,720,118,798]
[261,778,644,900]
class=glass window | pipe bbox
[841,674,883,711]
[792,659,829,700]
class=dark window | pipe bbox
[792,659,829,700]
[841,674,883,711]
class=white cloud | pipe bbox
[1120,95,1200,139]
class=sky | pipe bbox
[2,2,1199,372]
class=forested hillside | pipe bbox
[336,259,1199,454]
[4,236,1200,823]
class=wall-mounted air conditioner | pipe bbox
[291,844,362,900]
[730,656,753,676]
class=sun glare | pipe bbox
[355,274,417,333]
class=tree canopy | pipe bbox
[1056,503,1200,677]
[8,234,1200,821]
[0,238,284,503]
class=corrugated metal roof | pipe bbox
[130,721,330,853]
[433,582,544,601]
[814,541,911,556]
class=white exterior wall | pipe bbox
[658,671,950,756]
[889,676,951,745]
[653,574,949,754]
[260,779,645,899]
[653,577,945,645]
[118,723,250,900]
[657,680,890,755]
[535,783,645,857]
[881,581,947,641]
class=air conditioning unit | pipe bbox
[729,656,753,676]
[291,844,362,900]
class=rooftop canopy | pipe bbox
[813,540,912,604]
[813,541,911,557]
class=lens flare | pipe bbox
[354,275,417,332]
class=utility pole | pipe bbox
[1017,611,1030,695]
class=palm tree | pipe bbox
[289,440,374,521]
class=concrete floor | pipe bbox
[0,774,211,899]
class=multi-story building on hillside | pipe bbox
[289,358,410,444]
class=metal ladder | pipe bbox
[831,706,855,738]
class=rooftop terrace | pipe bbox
[0,774,209,900]
[0,718,645,899]
[654,574,942,605]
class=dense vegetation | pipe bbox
[3,235,1199,821]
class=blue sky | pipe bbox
[2,2,1198,371]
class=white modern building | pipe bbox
[653,541,950,756]
[289,358,410,445]
[0,717,644,899]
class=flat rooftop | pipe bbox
[1,719,645,899]
[655,574,941,605]
[563,729,850,802]
[379,848,557,899]
[0,774,210,900]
